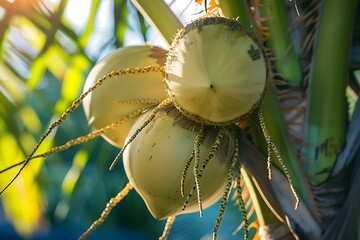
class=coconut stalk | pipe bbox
[257,0,302,86]
[130,0,183,45]
[304,0,357,185]
[241,168,279,227]
[218,0,254,31]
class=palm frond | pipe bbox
[256,0,303,86]
[332,97,360,176]
[322,149,360,240]
[0,0,130,236]
[304,0,357,185]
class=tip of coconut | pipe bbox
[143,196,184,220]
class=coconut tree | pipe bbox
[0,0,359,239]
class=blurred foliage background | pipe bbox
[0,0,251,239]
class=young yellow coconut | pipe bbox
[122,105,246,239]
[79,104,248,240]
[82,45,168,148]
[165,16,268,125]
[122,106,236,219]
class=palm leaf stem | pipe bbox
[217,0,254,31]
[258,0,302,86]
[79,0,101,48]
[114,0,128,48]
[304,0,358,185]
[241,168,279,226]
[130,0,183,45]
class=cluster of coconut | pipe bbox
[82,16,268,239]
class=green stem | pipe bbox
[305,0,358,185]
[241,168,279,226]
[218,0,254,30]
[130,0,183,45]
[79,0,101,47]
[258,0,302,86]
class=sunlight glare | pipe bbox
[64,0,92,34]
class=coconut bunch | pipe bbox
[77,16,276,240]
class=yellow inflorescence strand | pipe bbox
[0,108,146,175]
[236,174,249,240]
[270,141,300,210]
[159,216,176,240]
[258,110,273,180]
[193,125,206,217]
[182,128,225,211]
[181,150,195,197]
[39,108,145,158]
[109,98,173,171]
[199,128,225,178]
[0,66,163,195]
[115,99,163,105]
[258,110,300,210]
[213,138,239,240]
[79,183,133,240]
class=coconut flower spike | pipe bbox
[236,174,249,240]
[159,216,176,240]
[193,125,206,217]
[0,107,146,176]
[270,141,300,210]
[181,149,195,197]
[115,99,163,105]
[258,110,300,210]
[41,107,147,157]
[109,98,173,170]
[182,128,225,211]
[79,183,133,240]
[258,110,273,180]
[202,128,226,173]
[213,138,239,240]
[0,66,163,195]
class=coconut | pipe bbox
[123,108,234,219]
[165,17,268,125]
[82,45,168,148]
